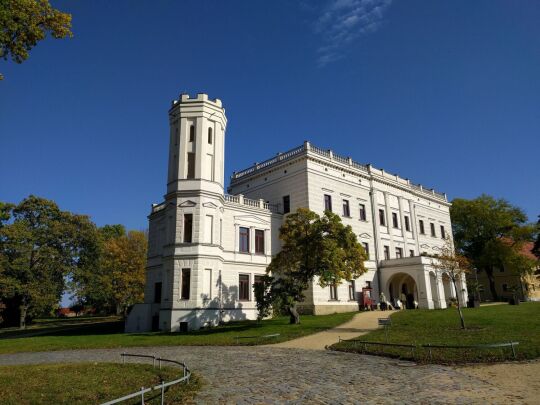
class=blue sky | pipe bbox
[1,0,539,230]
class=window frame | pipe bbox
[208,127,213,144]
[404,216,410,232]
[395,247,403,259]
[348,280,356,301]
[239,274,250,301]
[255,229,265,254]
[187,152,195,179]
[180,268,191,300]
[440,225,445,239]
[342,199,350,217]
[392,212,399,229]
[383,245,390,260]
[239,227,250,253]
[324,194,333,212]
[183,214,193,243]
[379,209,386,226]
[329,283,338,301]
[359,204,367,221]
[189,125,195,142]
[430,222,436,237]
[419,220,425,234]
[283,195,290,214]
[362,242,369,259]
[154,282,162,304]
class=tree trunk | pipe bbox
[115,303,122,316]
[485,267,499,301]
[452,278,466,329]
[287,303,300,324]
[19,304,28,330]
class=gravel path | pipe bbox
[0,346,525,404]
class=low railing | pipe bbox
[100,353,191,405]
[224,194,280,213]
[336,339,520,361]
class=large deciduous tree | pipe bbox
[451,195,536,301]
[0,0,72,80]
[0,196,97,328]
[258,208,367,324]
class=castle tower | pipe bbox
[156,93,228,331]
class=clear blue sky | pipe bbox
[1,0,539,229]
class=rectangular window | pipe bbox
[239,274,250,301]
[329,283,338,300]
[189,125,195,142]
[409,249,415,257]
[348,280,356,301]
[183,214,193,243]
[342,200,350,217]
[187,152,195,179]
[430,222,436,237]
[154,282,162,304]
[255,229,265,254]
[395,247,403,258]
[283,195,290,214]
[254,275,264,299]
[379,209,386,226]
[208,127,213,144]
[359,204,367,221]
[203,269,212,300]
[440,225,446,239]
[181,268,191,300]
[384,245,390,260]
[404,216,410,231]
[392,212,399,228]
[205,215,213,244]
[323,194,332,212]
[362,242,369,259]
[239,227,250,253]
[419,220,425,234]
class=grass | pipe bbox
[0,312,356,354]
[0,362,201,404]
[331,302,540,363]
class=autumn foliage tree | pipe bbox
[257,208,368,324]
[0,0,73,80]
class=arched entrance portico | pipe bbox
[387,273,418,309]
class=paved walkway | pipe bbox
[0,346,526,404]
[271,310,387,350]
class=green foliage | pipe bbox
[451,195,537,300]
[260,208,367,323]
[0,196,97,328]
[0,0,72,80]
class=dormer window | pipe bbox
[189,125,195,142]
[208,127,213,144]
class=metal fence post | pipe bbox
[511,342,516,359]
[140,387,145,405]
[161,380,165,405]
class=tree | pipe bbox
[430,237,470,329]
[451,195,536,301]
[0,0,72,80]
[100,230,147,316]
[259,208,367,324]
[0,196,96,328]
[533,216,540,259]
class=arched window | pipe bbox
[208,127,213,144]
[189,125,195,142]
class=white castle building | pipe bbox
[126,93,467,333]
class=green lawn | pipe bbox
[0,363,200,404]
[0,312,356,354]
[331,303,540,363]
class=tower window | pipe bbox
[419,220,425,234]
[181,268,191,300]
[440,225,446,239]
[383,245,390,260]
[255,229,265,254]
[183,214,193,243]
[430,222,436,237]
[362,242,369,259]
[189,125,195,142]
[404,216,410,231]
[187,153,195,179]
[208,127,213,144]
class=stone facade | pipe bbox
[126,93,467,333]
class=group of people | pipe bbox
[378,292,418,311]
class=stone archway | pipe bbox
[387,273,418,309]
